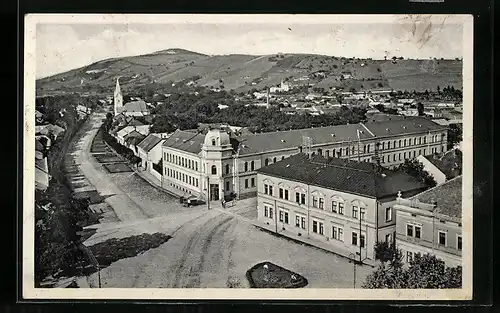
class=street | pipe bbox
[77,112,374,288]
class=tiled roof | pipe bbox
[237,123,373,155]
[363,116,446,138]
[162,129,206,155]
[235,117,445,156]
[123,130,146,144]
[137,134,162,152]
[256,154,426,198]
[413,176,462,218]
[127,118,145,126]
[126,135,146,146]
[424,149,462,180]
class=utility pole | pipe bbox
[79,243,102,288]
[349,252,356,288]
[206,175,210,210]
[274,198,278,234]
[359,213,363,263]
[357,129,362,162]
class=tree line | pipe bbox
[146,89,367,133]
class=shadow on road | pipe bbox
[85,232,172,274]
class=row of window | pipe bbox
[262,206,366,247]
[265,186,395,223]
[165,168,199,188]
[381,146,444,163]
[169,183,194,195]
[164,153,199,171]
[311,133,445,159]
[406,223,462,250]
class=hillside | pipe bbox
[36,48,463,95]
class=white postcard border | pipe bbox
[22,14,474,300]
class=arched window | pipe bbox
[387,141,391,149]
[244,162,248,172]
[325,150,330,158]
[212,139,216,146]
[273,157,277,163]
[317,148,322,156]
[250,161,255,171]
[211,165,217,175]
[413,138,417,145]
[282,156,285,160]
[393,140,397,148]
[404,139,407,147]
[225,164,230,174]
[265,158,269,166]
[399,140,402,147]
[419,137,422,145]
[423,137,426,144]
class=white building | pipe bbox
[160,117,449,201]
[394,177,462,268]
[255,154,427,260]
[269,80,291,93]
[137,134,165,179]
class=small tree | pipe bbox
[374,241,396,263]
[447,124,462,150]
[364,249,462,289]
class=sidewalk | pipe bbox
[251,219,377,268]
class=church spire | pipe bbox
[114,77,123,116]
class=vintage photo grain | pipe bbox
[23,14,473,300]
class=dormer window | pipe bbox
[212,139,216,146]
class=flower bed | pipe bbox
[246,261,308,288]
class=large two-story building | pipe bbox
[254,153,427,261]
[161,117,448,201]
[393,176,462,267]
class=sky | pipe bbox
[34,15,465,79]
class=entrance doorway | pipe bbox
[210,184,219,201]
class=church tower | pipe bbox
[113,77,123,116]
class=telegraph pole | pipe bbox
[349,252,356,288]
[274,199,278,233]
[206,175,210,210]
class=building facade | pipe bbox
[161,117,448,201]
[255,154,427,261]
[394,176,462,268]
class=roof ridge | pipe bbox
[309,160,372,173]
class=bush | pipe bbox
[364,249,462,289]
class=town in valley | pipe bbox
[33,22,464,290]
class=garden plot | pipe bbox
[94,153,123,164]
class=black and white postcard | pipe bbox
[23,14,473,300]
